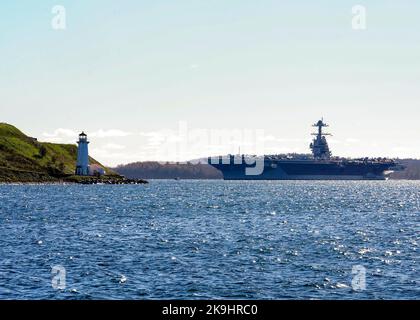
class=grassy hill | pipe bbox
[0,123,114,182]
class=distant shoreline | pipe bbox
[111,160,420,181]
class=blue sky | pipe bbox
[1,1,419,165]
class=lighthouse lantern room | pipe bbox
[75,132,90,176]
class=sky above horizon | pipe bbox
[1,1,419,166]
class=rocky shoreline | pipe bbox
[0,174,148,185]
[76,178,148,185]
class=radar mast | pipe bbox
[310,118,332,159]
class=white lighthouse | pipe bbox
[75,132,90,176]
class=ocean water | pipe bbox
[0,180,419,300]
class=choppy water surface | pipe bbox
[0,180,419,299]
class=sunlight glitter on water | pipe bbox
[0,180,419,299]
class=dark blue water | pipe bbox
[0,181,419,300]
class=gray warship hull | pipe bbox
[210,158,398,180]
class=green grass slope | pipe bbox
[0,123,114,182]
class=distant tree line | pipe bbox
[389,159,420,180]
[114,161,222,179]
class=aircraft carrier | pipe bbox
[209,119,404,180]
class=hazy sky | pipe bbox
[1,1,419,166]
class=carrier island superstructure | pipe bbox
[209,119,404,180]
